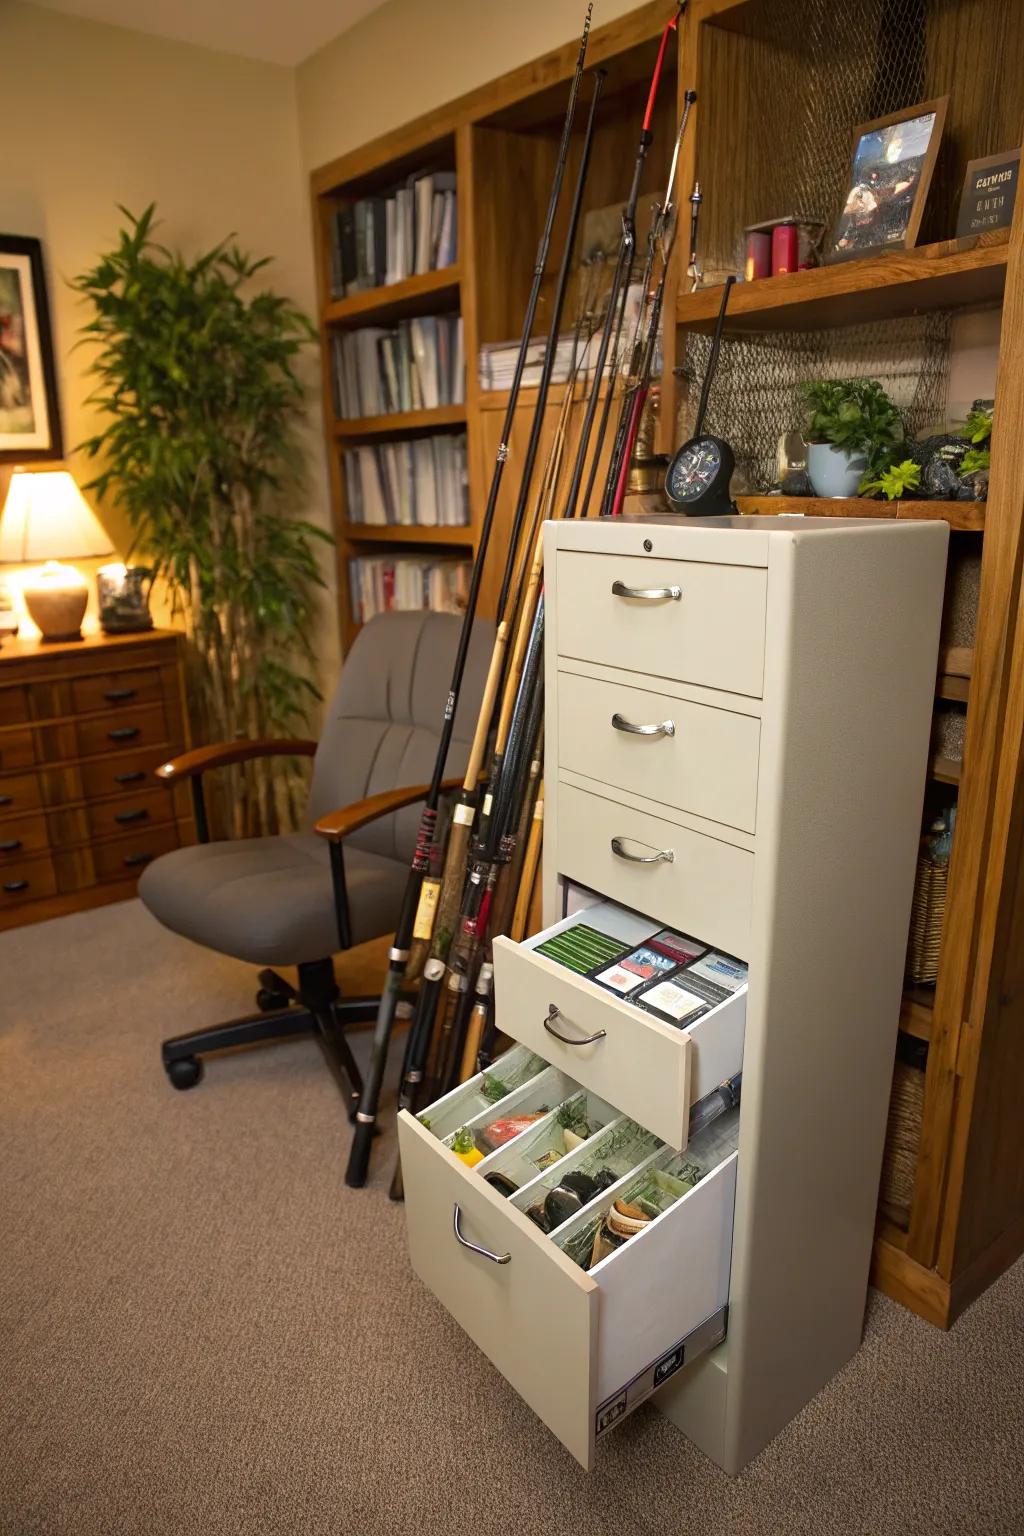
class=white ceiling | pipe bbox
[29,0,390,66]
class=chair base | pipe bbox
[160,960,415,1117]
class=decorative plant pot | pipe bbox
[805,442,867,499]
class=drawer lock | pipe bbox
[611,579,681,602]
[543,1004,607,1047]
[611,712,675,738]
[610,836,674,865]
[453,1204,511,1265]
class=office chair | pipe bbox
[139,610,494,1114]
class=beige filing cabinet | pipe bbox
[398,515,948,1473]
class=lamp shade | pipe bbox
[0,470,113,564]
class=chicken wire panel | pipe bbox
[676,311,952,491]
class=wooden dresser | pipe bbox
[0,629,191,931]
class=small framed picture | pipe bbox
[956,149,1020,238]
[826,97,948,263]
[0,235,64,463]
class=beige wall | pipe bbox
[2,1,337,684]
[295,0,640,172]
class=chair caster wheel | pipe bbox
[257,986,287,1012]
[166,1056,203,1090]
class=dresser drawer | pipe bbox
[493,900,745,1148]
[0,812,49,860]
[557,671,760,834]
[1,852,57,905]
[94,822,179,882]
[71,667,165,715]
[555,782,754,959]
[0,727,35,773]
[555,551,767,698]
[398,1090,735,1469]
[76,703,168,760]
[0,685,29,727]
[87,786,176,840]
[0,771,42,818]
[80,746,173,800]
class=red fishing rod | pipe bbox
[345,7,593,1189]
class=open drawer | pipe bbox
[492,899,746,1147]
[398,1080,737,1469]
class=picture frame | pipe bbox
[956,149,1020,238]
[826,96,949,264]
[0,234,64,463]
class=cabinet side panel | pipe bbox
[722,522,948,1473]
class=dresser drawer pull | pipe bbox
[108,727,141,742]
[0,839,22,853]
[543,1003,606,1047]
[611,580,681,602]
[115,808,150,825]
[453,1204,511,1266]
[0,795,12,807]
[611,712,675,738]
[3,879,28,893]
[104,688,137,703]
[123,852,154,868]
[611,836,674,865]
[114,771,146,785]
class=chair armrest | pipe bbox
[156,738,318,782]
[315,776,463,844]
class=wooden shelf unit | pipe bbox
[322,266,461,328]
[677,0,1024,1330]
[735,497,986,532]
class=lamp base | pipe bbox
[22,570,89,643]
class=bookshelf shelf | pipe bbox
[900,986,934,1043]
[735,496,986,533]
[930,754,963,786]
[323,266,461,328]
[333,404,467,438]
[342,522,475,546]
[677,232,1010,335]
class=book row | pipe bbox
[329,170,457,298]
[332,315,464,420]
[348,555,471,625]
[343,434,469,528]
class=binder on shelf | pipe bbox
[343,433,469,528]
[333,315,464,420]
[330,169,459,298]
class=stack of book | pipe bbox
[478,333,579,391]
[330,171,457,297]
[349,556,471,624]
[344,434,469,527]
[332,315,464,420]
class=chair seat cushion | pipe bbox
[138,834,408,967]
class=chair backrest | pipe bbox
[306,610,496,864]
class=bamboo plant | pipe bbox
[74,206,327,837]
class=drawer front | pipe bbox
[71,667,165,715]
[0,685,29,727]
[0,771,42,818]
[398,1108,736,1470]
[87,787,176,840]
[80,746,173,801]
[493,924,745,1149]
[555,551,767,697]
[94,823,179,882]
[557,671,760,834]
[0,812,49,860]
[0,852,57,905]
[556,782,754,960]
[0,727,35,773]
[77,702,167,759]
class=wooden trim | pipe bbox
[155,739,317,781]
[735,496,985,532]
[870,1234,952,1328]
[900,986,933,1041]
[333,404,467,438]
[314,775,462,842]
[341,523,474,546]
[947,1204,1024,1324]
[323,267,461,328]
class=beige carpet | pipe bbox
[1,899,1022,1536]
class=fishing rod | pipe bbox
[602,87,697,518]
[345,6,593,1189]
[561,2,684,521]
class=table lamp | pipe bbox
[0,468,113,641]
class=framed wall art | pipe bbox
[0,235,64,463]
[826,96,949,263]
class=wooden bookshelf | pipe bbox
[323,266,461,327]
[735,496,986,532]
[342,522,474,546]
[333,404,467,439]
[901,986,935,1043]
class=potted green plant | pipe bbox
[74,206,326,837]
[798,378,904,498]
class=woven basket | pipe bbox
[906,854,948,984]
[879,1060,926,1228]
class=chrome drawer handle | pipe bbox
[611,836,674,865]
[611,580,681,601]
[543,1003,606,1046]
[3,879,28,893]
[611,712,675,738]
[453,1204,511,1265]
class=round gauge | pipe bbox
[665,434,735,515]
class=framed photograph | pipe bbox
[0,235,64,463]
[956,149,1020,238]
[826,97,949,263]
